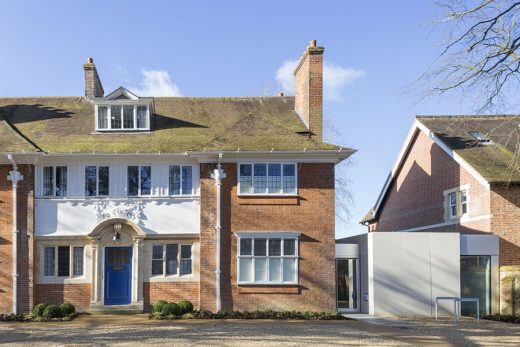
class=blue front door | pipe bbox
[104,247,132,305]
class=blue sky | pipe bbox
[0,1,485,237]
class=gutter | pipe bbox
[210,152,226,312]
[7,154,23,314]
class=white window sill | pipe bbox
[237,194,299,197]
[148,274,197,283]
[237,282,299,286]
[40,276,88,284]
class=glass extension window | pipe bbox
[43,246,84,278]
[237,235,299,284]
[239,163,296,195]
[96,104,150,131]
[446,188,469,219]
[151,244,193,276]
[169,165,193,195]
[85,166,109,196]
[42,166,68,197]
[127,165,152,196]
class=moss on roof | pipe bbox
[0,96,345,153]
[418,115,520,183]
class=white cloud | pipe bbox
[130,69,182,97]
[275,60,365,101]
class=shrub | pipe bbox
[181,313,194,319]
[33,303,49,317]
[178,300,194,314]
[60,303,75,315]
[43,305,63,319]
[152,300,168,313]
[161,303,181,316]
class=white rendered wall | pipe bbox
[367,232,461,317]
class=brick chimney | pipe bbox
[294,40,324,140]
[83,57,104,99]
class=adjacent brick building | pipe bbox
[0,40,353,314]
[364,116,520,314]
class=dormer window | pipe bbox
[94,87,152,132]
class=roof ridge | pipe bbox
[417,114,520,118]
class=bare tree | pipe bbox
[419,0,520,112]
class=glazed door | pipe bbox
[104,247,132,305]
[337,258,359,312]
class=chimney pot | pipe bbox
[309,40,317,47]
[87,57,94,64]
[278,92,284,97]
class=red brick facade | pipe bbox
[143,282,199,311]
[0,164,35,314]
[199,163,337,312]
[34,284,91,312]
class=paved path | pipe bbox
[0,314,409,346]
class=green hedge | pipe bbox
[152,309,348,320]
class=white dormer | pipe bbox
[93,87,153,132]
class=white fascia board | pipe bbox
[373,119,490,215]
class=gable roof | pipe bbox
[0,96,351,155]
[366,115,520,223]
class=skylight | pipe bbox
[468,131,493,144]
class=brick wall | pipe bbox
[143,282,199,311]
[490,184,520,266]
[34,284,91,311]
[200,162,336,312]
[0,164,35,314]
[374,130,491,233]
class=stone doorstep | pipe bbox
[89,303,144,315]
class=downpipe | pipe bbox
[211,153,226,312]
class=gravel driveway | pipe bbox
[0,315,407,347]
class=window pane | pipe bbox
[239,258,253,282]
[140,166,152,195]
[254,238,267,256]
[152,245,163,276]
[166,244,178,275]
[169,165,181,195]
[283,258,296,282]
[55,166,67,197]
[284,239,296,256]
[182,166,192,195]
[283,164,296,194]
[98,166,109,196]
[127,166,139,196]
[268,164,282,194]
[73,247,84,276]
[123,105,134,129]
[57,246,70,277]
[43,167,54,196]
[255,258,267,282]
[239,164,252,194]
[44,247,55,276]
[268,239,281,256]
[136,106,148,129]
[240,238,252,255]
[269,258,281,282]
[111,105,122,129]
[461,191,468,214]
[98,106,108,129]
[253,164,267,193]
[152,245,163,259]
[85,166,97,196]
[180,245,192,275]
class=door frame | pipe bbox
[104,246,133,305]
[336,257,360,313]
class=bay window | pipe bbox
[43,246,84,278]
[445,187,469,220]
[237,234,299,284]
[239,163,296,195]
[43,166,67,197]
[96,103,150,131]
[151,243,193,276]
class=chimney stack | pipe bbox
[83,57,104,99]
[294,40,324,140]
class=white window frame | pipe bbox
[151,243,193,278]
[236,232,300,285]
[444,185,470,221]
[42,165,68,197]
[95,103,150,131]
[237,162,298,196]
[43,245,85,279]
[168,165,194,196]
[127,165,152,197]
[84,165,110,197]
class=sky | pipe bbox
[0,1,488,238]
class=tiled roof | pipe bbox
[0,96,349,154]
[418,115,520,183]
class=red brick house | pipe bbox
[362,116,520,315]
[0,40,353,314]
